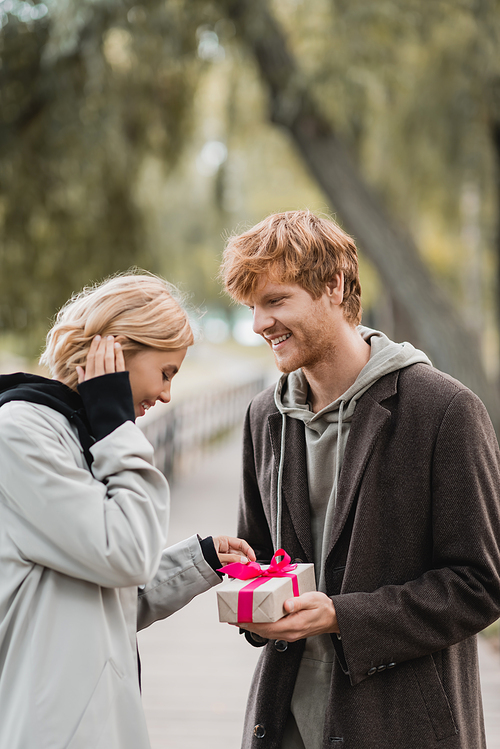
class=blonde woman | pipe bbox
[0,273,254,749]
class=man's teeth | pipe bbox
[271,333,291,345]
[141,402,150,411]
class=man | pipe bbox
[220,210,500,749]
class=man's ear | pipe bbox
[325,272,344,305]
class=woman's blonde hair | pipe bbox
[220,210,362,325]
[40,272,194,391]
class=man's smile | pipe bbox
[268,332,292,347]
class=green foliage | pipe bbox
[0,0,499,361]
[271,0,498,282]
[0,0,204,351]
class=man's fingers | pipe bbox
[284,592,322,614]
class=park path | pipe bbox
[138,431,500,749]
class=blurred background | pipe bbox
[1,0,500,420]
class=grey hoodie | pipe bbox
[274,326,431,749]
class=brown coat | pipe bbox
[238,364,500,749]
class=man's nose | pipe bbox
[252,307,273,336]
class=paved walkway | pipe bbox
[138,433,500,748]
[137,433,260,749]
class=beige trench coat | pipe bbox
[0,401,220,749]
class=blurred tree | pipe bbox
[0,0,204,349]
[473,0,500,333]
[1,0,500,433]
[212,0,500,427]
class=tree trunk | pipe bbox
[218,0,500,430]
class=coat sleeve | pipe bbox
[136,535,221,630]
[332,388,500,686]
[0,401,168,587]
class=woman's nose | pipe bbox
[158,385,171,404]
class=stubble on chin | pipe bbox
[274,339,334,375]
[273,349,309,375]
[274,357,294,375]
[271,345,296,375]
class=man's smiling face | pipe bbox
[243,277,344,375]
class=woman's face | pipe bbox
[125,347,187,418]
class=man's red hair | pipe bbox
[220,210,362,325]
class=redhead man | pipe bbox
[220,210,500,749]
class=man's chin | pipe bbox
[273,354,297,375]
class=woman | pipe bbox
[0,273,254,749]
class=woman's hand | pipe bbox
[76,335,126,384]
[213,536,256,566]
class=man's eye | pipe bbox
[162,372,170,382]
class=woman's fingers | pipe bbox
[114,341,126,372]
[213,536,256,565]
[103,336,116,374]
[83,335,102,380]
[79,335,125,382]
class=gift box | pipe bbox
[217,549,316,624]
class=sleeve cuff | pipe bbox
[199,535,223,579]
[78,371,136,441]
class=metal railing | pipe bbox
[140,374,267,481]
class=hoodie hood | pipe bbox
[275,325,432,428]
[0,372,94,466]
[0,372,82,408]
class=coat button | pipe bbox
[387,662,396,669]
[367,667,377,676]
[377,665,387,672]
[254,724,266,738]
[275,639,288,652]
[293,558,304,564]
[328,739,344,745]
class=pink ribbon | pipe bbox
[218,549,299,622]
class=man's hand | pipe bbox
[213,536,256,566]
[236,591,339,641]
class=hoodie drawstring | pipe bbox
[275,401,346,584]
[333,400,345,508]
[276,413,287,551]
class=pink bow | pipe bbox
[218,549,299,622]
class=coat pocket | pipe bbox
[67,658,124,749]
[410,654,458,741]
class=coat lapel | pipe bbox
[268,412,314,562]
[324,371,398,560]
